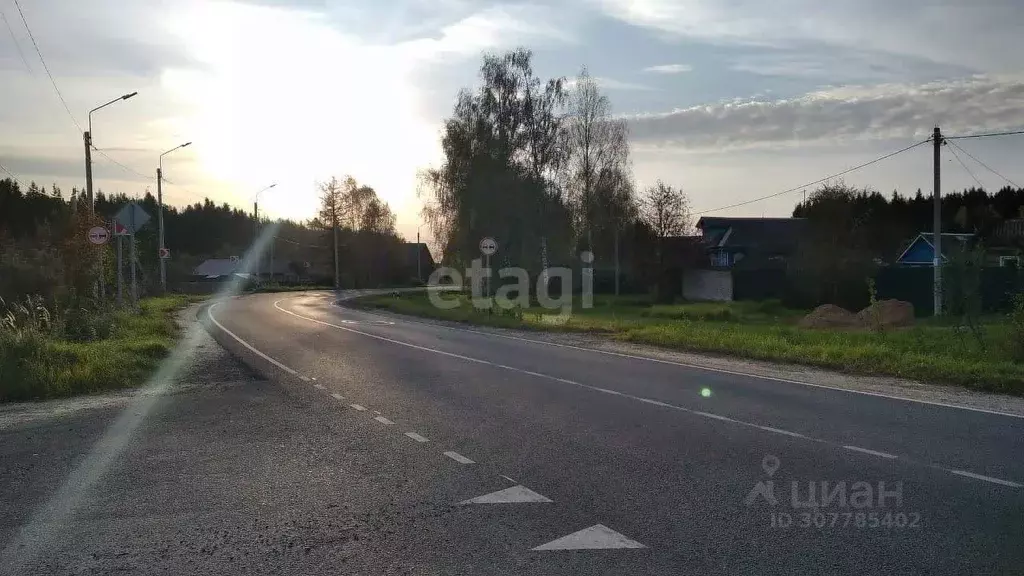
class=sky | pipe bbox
[1,0,1023,242]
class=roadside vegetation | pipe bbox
[0,295,197,403]
[354,292,1024,395]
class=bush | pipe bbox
[1009,293,1024,361]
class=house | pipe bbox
[402,242,435,281]
[895,233,976,266]
[695,217,806,269]
[192,258,297,282]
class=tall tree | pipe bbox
[318,177,344,288]
[563,68,631,255]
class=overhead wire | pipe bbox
[12,0,81,133]
[694,137,932,216]
[946,140,1020,189]
[1,9,31,72]
[0,161,24,187]
[946,129,1024,141]
[946,143,985,190]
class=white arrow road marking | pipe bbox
[532,524,646,551]
[459,485,552,505]
[404,432,429,443]
[444,451,475,464]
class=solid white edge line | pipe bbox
[948,469,1022,488]
[405,432,429,442]
[374,416,395,425]
[444,451,475,464]
[208,303,297,376]
[843,445,898,459]
[275,298,817,444]
[331,301,1024,420]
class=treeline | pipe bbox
[419,48,690,297]
[790,182,1024,310]
[793,184,1024,260]
[0,173,407,305]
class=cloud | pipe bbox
[643,64,692,74]
[592,0,1024,73]
[627,75,1024,151]
[565,76,655,92]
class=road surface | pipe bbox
[3,290,1023,575]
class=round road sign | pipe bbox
[158,247,171,259]
[479,236,497,256]
[87,226,110,245]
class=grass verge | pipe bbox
[354,292,1024,395]
[0,296,200,403]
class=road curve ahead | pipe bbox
[206,291,1024,576]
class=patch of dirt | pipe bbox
[798,304,860,329]
[857,299,915,328]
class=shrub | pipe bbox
[1009,292,1024,361]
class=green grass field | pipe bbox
[355,292,1024,394]
[0,296,199,403]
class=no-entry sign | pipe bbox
[87,226,110,245]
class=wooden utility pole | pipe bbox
[933,126,943,316]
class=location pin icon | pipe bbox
[762,454,780,477]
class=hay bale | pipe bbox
[857,299,915,328]
[798,304,859,329]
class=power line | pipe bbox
[91,148,154,181]
[12,0,82,133]
[694,137,932,216]
[946,129,1024,140]
[946,143,984,190]
[947,140,1020,189]
[0,160,24,187]
[1,9,31,72]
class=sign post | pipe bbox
[479,237,497,300]
[115,203,151,308]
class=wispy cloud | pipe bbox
[643,63,692,74]
[627,75,1024,150]
[565,76,655,92]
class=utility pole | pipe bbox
[116,222,123,305]
[417,228,422,283]
[933,126,943,316]
[157,141,190,293]
[84,132,94,212]
[157,166,164,290]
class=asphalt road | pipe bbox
[3,290,1023,575]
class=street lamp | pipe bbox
[253,183,277,282]
[157,141,192,292]
[84,91,138,212]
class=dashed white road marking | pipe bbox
[752,425,805,438]
[298,376,310,382]
[313,383,325,390]
[948,469,1022,488]
[501,475,517,483]
[444,451,475,464]
[404,432,429,443]
[350,404,367,411]
[843,445,897,459]
[330,393,344,401]
[459,485,552,504]
[532,524,646,551]
[374,416,395,425]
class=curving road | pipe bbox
[197,290,1024,575]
